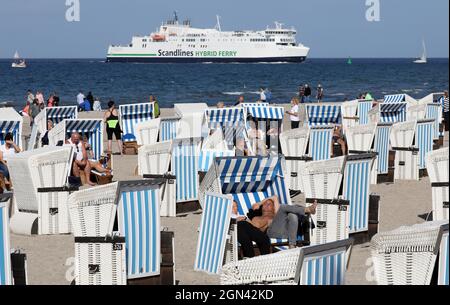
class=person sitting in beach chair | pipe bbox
[332,125,347,157]
[66,132,95,186]
[0,133,21,190]
[81,135,112,176]
[236,196,317,258]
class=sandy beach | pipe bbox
[9,105,449,285]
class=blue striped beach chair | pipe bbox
[390,120,419,180]
[199,156,300,247]
[380,102,408,123]
[426,103,443,140]
[64,119,104,160]
[220,239,353,285]
[343,153,376,234]
[371,221,448,285]
[35,106,78,136]
[159,117,180,142]
[279,127,311,194]
[306,104,342,127]
[383,94,406,103]
[135,118,160,146]
[204,107,247,149]
[426,147,449,221]
[119,102,154,142]
[117,180,163,279]
[172,137,202,203]
[0,108,23,148]
[299,157,349,245]
[308,126,334,161]
[0,193,13,285]
[358,100,374,125]
[194,192,233,275]
[415,119,435,169]
[374,123,393,175]
[438,223,449,285]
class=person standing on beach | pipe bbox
[235,95,245,106]
[317,84,324,102]
[304,84,312,102]
[26,90,34,105]
[36,91,45,108]
[77,91,86,110]
[286,97,300,129]
[29,99,41,127]
[86,92,94,110]
[104,101,123,155]
[259,88,267,102]
[298,85,305,103]
[441,90,449,131]
[150,95,160,118]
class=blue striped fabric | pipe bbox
[309,127,333,160]
[0,121,21,146]
[117,184,160,279]
[383,94,406,103]
[245,106,284,120]
[344,158,372,233]
[198,150,235,172]
[306,105,342,126]
[160,118,179,142]
[299,250,346,285]
[380,103,407,123]
[426,104,442,140]
[439,232,449,285]
[0,203,11,285]
[46,106,77,125]
[374,124,392,174]
[205,108,247,147]
[120,103,154,142]
[65,119,103,160]
[416,120,434,169]
[358,101,373,125]
[172,138,201,202]
[194,193,232,274]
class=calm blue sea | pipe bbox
[0,58,448,110]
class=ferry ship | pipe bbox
[106,14,310,63]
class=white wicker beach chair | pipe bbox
[0,193,13,285]
[135,118,160,146]
[8,146,75,235]
[438,224,449,285]
[68,182,126,285]
[299,157,349,245]
[175,103,209,139]
[426,147,449,221]
[371,221,448,285]
[204,107,247,149]
[220,239,353,285]
[390,120,419,180]
[407,104,427,121]
[119,102,154,142]
[194,192,233,275]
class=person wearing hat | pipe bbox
[317,84,324,102]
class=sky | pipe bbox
[0,0,448,58]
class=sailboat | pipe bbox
[12,51,27,68]
[413,39,427,64]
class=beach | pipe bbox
[9,105,449,285]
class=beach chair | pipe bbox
[279,127,312,194]
[406,104,427,121]
[204,107,247,149]
[426,147,449,221]
[68,182,127,285]
[159,117,180,142]
[194,192,233,275]
[426,103,443,142]
[305,103,342,127]
[138,142,176,217]
[116,180,163,280]
[343,153,377,236]
[174,103,209,139]
[48,119,104,161]
[308,126,334,161]
[119,102,154,142]
[341,100,359,133]
[135,118,160,146]
[199,130,235,173]
[390,120,419,180]
[438,224,449,285]
[199,156,304,248]
[373,123,393,182]
[299,157,349,245]
[0,108,23,149]
[379,102,408,123]
[414,119,435,171]
[0,192,13,285]
[172,137,202,203]
[220,239,353,285]
[358,100,374,125]
[371,221,448,285]
[8,146,75,235]
[244,105,285,155]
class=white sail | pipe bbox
[14,51,20,59]
[413,39,427,64]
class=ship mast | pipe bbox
[215,15,222,32]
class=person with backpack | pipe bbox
[150,95,160,118]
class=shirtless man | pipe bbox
[66,132,95,186]
[332,125,347,156]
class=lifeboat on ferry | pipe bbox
[152,34,166,41]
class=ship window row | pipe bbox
[250,38,275,42]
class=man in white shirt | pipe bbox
[0,133,22,182]
[77,91,85,105]
[286,97,301,129]
[259,88,266,102]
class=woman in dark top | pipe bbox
[103,101,123,155]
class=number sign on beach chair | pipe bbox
[220,239,353,285]
[119,102,154,142]
[426,147,449,221]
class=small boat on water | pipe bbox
[12,51,27,68]
[347,57,352,65]
[413,39,427,64]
